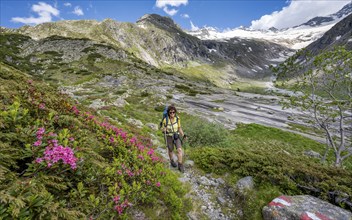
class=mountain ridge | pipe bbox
[305,13,352,54]
[1,15,292,87]
[298,2,352,27]
[187,2,352,49]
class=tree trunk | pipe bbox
[334,154,342,167]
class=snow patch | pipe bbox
[187,23,335,50]
[137,24,146,29]
[336,35,341,41]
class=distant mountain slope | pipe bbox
[305,13,352,54]
[188,2,352,50]
[298,2,352,27]
[188,25,335,50]
[275,14,352,82]
[1,14,292,87]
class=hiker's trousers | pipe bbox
[166,135,182,152]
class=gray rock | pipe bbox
[236,176,254,192]
[89,99,105,109]
[146,123,158,131]
[262,195,352,220]
[304,150,321,159]
[187,212,198,220]
[151,138,160,147]
[178,177,191,183]
[127,118,143,128]
[217,196,226,205]
[226,187,236,199]
[112,97,129,107]
[216,178,225,185]
[198,176,213,186]
[184,160,195,168]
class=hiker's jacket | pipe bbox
[162,116,181,135]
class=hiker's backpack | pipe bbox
[159,106,169,129]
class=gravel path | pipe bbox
[156,146,238,220]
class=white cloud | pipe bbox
[73,6,84,16]
[155,0,188,16]
[190,21,199,31]
[181,13,189,18]
[64,2,72,7]
[11,2,59,25]
[250,0,350,30]
[156,0,188,8]
[163,7,178,16]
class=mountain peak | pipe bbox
[297,2,352,27]
[136,14,181,31]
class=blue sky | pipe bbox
[1,0,350,30]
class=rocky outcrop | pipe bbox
[19,35,129,63]
[262,195,352,220]
[304,150,321,159]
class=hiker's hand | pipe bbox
[183,134,187,140]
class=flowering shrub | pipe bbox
[0,67,190,219]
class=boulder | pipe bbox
[216,178,225,185]
[112,97,129,107]
[304,150,321,159]
[262,195,352,220]
[226,176,255,199]
[127,118,143,128]
[197,176,213,186]
[184,160,195,168]
[146,123,158,131]
[89,99,105,109]
[236,176,254,192]
[217,196,226,205]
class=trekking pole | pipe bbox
[164,129,170,167]
[182,134,187,159]
[164,129,167,147]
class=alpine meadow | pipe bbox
[0,1,352,219]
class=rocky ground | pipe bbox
[156,146,239,220]
[172,89,329,143]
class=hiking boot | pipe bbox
[170,160,177,167]
[178,162,185,173]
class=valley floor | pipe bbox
[172,89,329,143]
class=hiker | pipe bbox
[161,105,186,172]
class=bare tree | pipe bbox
[274,46,352,167]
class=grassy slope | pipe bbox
[0,62,191,219]
[183,116,352,219]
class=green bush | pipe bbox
[182,116,231,148]
[190,146,352,210]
